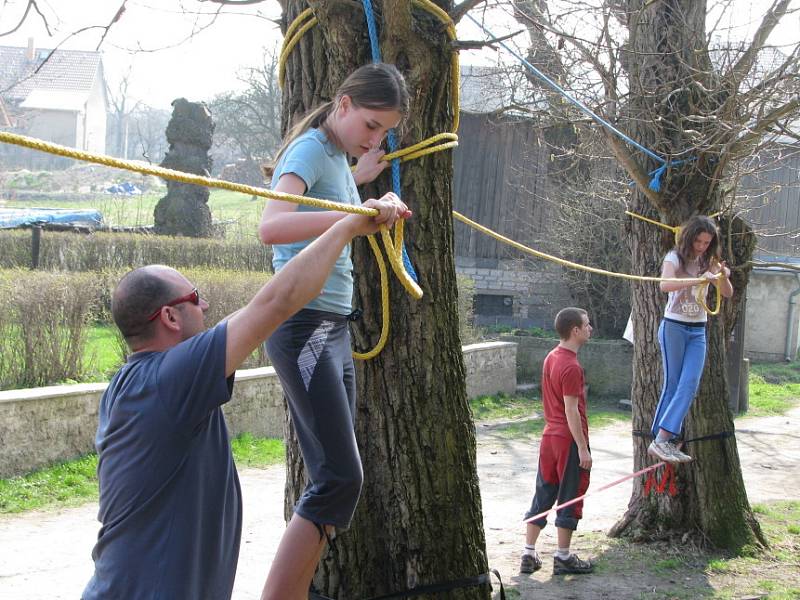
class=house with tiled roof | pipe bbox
[0,39,107,166]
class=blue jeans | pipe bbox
[651,318,707,437]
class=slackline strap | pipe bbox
[309,568,505,600]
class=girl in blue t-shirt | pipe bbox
[258,63,411,599]
[648,215,733,465]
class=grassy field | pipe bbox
[0,434,284,514]
[2,189,266,238]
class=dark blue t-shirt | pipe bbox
[83,323,241,600]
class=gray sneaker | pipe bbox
[668,441,693,463]
[553,553,594,575]
[520,552,542,573]
[648,440,680,463]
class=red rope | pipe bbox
[524,461,666,524]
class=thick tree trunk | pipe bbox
[610,0,765,550]
[279,1,489,597]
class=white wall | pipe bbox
[83,63,107,154]
[745,268,800,362]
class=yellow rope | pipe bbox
[452,210,720,288]
[278,9,318,89]
[625,210,725,315]
[278,0,461,167]
[0,130,423,360]
[353,234,390,360]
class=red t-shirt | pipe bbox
[541,346,588,440]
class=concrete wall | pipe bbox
[462,341,517,398]
[506,335,633,399]
[0,343,516,478]
[744,268,800,362]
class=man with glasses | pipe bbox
[82,199,408,600]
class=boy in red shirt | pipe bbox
[520,307,594,575]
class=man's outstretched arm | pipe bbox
[224,199,406,376]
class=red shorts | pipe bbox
[524,434,590,530]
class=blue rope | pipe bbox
[465,13,693,192]
[361,0,418,282]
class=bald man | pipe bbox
[82,200,406,600]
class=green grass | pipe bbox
[745,373,800,417]
[2,189,264,239]
[469,392,536,421]
[230,433,284,468]
[471,391,630,438]
[0,454,99,513]
[0,434,285,514]
[751,359,800,385]
[83,325,124,381]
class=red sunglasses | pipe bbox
[146,288,201,322]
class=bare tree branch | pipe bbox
[95,1,128,51]
[450,0,486,25]
[725,0,793,90]
[602,126,663,209]
[728,97,800,156]
[0,0,51,37]
[453,30,525,51]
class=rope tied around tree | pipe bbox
[625,210,726,316]
[277,0,461,168]
[275,0,462,357]
[464,13,697,194]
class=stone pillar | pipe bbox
[153,98,214,237]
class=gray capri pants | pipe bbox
[265,308,363,530]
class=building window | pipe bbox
[474,294,514,316]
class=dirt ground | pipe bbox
[0,407,797,600]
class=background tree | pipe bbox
[209,44,283,180]
[128,104,171,163]
[499,0,799,548]
[278,0,490,597]
[106,70,141,159]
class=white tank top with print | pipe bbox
[663,250,707,324]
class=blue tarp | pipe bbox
[0,207,104,229]
[106,182,142,195]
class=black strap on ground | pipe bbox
[309,568,505,600]
[632,430,735,444]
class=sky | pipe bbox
[0,0,798,110]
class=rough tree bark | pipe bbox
[607,0,766,549]
[278,1,490,597]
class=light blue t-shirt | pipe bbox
[271,128,360,315]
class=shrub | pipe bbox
[0,229,272,272]
[0,267,273,389]
[0,270,105,389]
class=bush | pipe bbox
[0,270,105,389]
[0,229,272,272]
[0,268,273,389]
